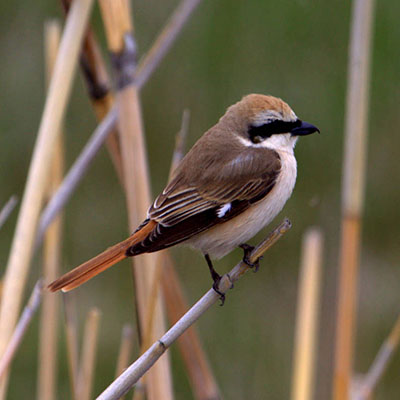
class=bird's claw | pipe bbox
[239,243,262,272]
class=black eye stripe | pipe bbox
[248,119,302,142]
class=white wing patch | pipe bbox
[217,203,231,218]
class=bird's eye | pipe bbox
[248,119,301,143]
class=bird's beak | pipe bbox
[291,120,320,136]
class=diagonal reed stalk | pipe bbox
[99,1,173,398]
[0,196,18,232]
[0,281,43,379]
[354,314,400,400]
[60,0,124,185]
[333,0,376,398]
[37,19,64,400]
[291,228,323,400]
[0,1,94,397]
[97,219,292,400]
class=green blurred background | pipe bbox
[1,0,400,398]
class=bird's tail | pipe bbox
[48,221,156,292]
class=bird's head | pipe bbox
[222,94,319,151]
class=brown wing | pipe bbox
[127,146,281,255]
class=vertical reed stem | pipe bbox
[333,0,376,398]
[37,19,64,400]
[291,228,323,400]
[98,1,173,398]
[0,1,94,397]
[77,308,101,400]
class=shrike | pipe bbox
[49,94,319,294]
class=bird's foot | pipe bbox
[204,254,225,306]
[239,243,262,272]
[212,277,225,306]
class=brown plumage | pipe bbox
[49,94,319,293]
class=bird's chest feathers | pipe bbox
[188,149,297,259]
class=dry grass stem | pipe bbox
[0,281,43,379]
[0,196,18,231]
[135,0,203,89]
[99,1,174,399]
[77,308,102,400]
[333,0,376,398]
[63,294,80,399]
[96,219,291,400]
[37,19,64,400]
[354,315,400,400]
[0,1,94,396]
[291,228,323,400]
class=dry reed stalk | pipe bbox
[0,1,94,396]
[0,281,43,379]
[60,0,123,184]
[98,1,174,399]
[291,228,323,400]
[37,20,64,400]
[0,196,18,231]
[77,308,102,400]
[115,325,135,378]
[36,0,204,244]
[333,0,376,399]
[63,293,80,400]
[96,219,292,400]
[354,315,400,400]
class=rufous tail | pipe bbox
[48,221,156,292]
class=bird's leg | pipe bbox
[204,254,225,305]
[239,243,262,272]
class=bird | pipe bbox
[48,94,319,296]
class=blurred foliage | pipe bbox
[0,0,399,399]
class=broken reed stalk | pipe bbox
[98,1,173,399]
[36,0,203,247]
[96,219,292,400]
[77,308,102,400]
[354,315,400,400]
[333,0,376,399]
[0,1,94,397]
[63,294,80,400]
[37,19,64,400]
[291,228,323,400]
[0,196,18,231]
[0,281,43,379]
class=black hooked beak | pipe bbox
[291,120,320,136]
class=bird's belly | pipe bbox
[187,150,297,259]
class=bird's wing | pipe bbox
[127,147,281,254]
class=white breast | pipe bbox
[187,146,297,259]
